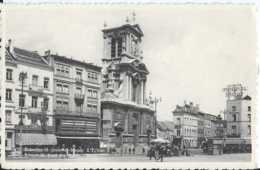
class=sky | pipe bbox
[5,5,257,121]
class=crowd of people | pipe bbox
[147,143,193,162]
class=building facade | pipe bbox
[225,95,251,139]
[100,22,155,152]
[46,53,102,151]
[172,102,199,147]
[5,41,56,154]
[172,102,222,148]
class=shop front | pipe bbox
[55,116,100,153]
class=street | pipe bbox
[6,153,251,162]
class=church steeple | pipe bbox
[102,18,144,62]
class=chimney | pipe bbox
[7,39,14,53]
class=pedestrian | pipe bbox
[128,148,131,154]
[158,145,164,162]
[148,146,155,160]
[142,148,145,155]
[132,147,135,154]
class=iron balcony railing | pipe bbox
[74,93,85,100]
[75,77,83,83]
[29,84,44,92]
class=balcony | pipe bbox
[29,84,44,93]
[75,77,83,84]
[74,93,85,104]
[27,107,49,114]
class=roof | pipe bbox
[51,54,102,72]
[102,24,144,37]
[6,47,50,68]
[243,95,252,100]
[118,59,149,74]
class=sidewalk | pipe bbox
[6,153,251,162]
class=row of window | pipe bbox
[6,69,50,89]
[56,83,98,98]
[231,125,251,135]
[5,110,50,126]
[56,83,69,93]
[56,98,98,113]
[56,63,99,81]
[184,117,197,122]
[231,105,251,112]
[231,113,251,122]
[184,128,197,136]
[6,88,49,108]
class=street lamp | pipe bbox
[149,92,161,138]
[40,100,48,134]
[18,72,27,155]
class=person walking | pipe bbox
[132,147,135,154]
[158,145,165,162]
[148,145,156,160]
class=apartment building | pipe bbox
[5,40,56,155]
[45,53,102,152]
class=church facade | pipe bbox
[100,21,156,152]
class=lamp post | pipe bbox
[149,92,161,138]
[18,72,27,155]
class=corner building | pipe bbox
[101,23,155,152]
[225,95,251,140]
[5,44,56,155]
[46,53,102,151]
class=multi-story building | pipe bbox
[203,113,217,138]
[45,52,102,151]
[172,102,199,147]
[213,115,226,138]
[5,40,56,155]
[100,21,155,152]
[173,102,223,148]
[225,95,251,139]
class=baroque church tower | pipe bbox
[101,19,148,104]
[101,16,155,152]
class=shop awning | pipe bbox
[16,133,57,146]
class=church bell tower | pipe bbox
[101,15,149,105]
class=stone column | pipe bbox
[128,33,131,54]
[140,81,144,104]
[125,111,128,134]
[129,76,132,101]
[103,36,106,59]
[115,39,118,58]
[143,80,146,104]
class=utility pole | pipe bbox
[18,72,27,156]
